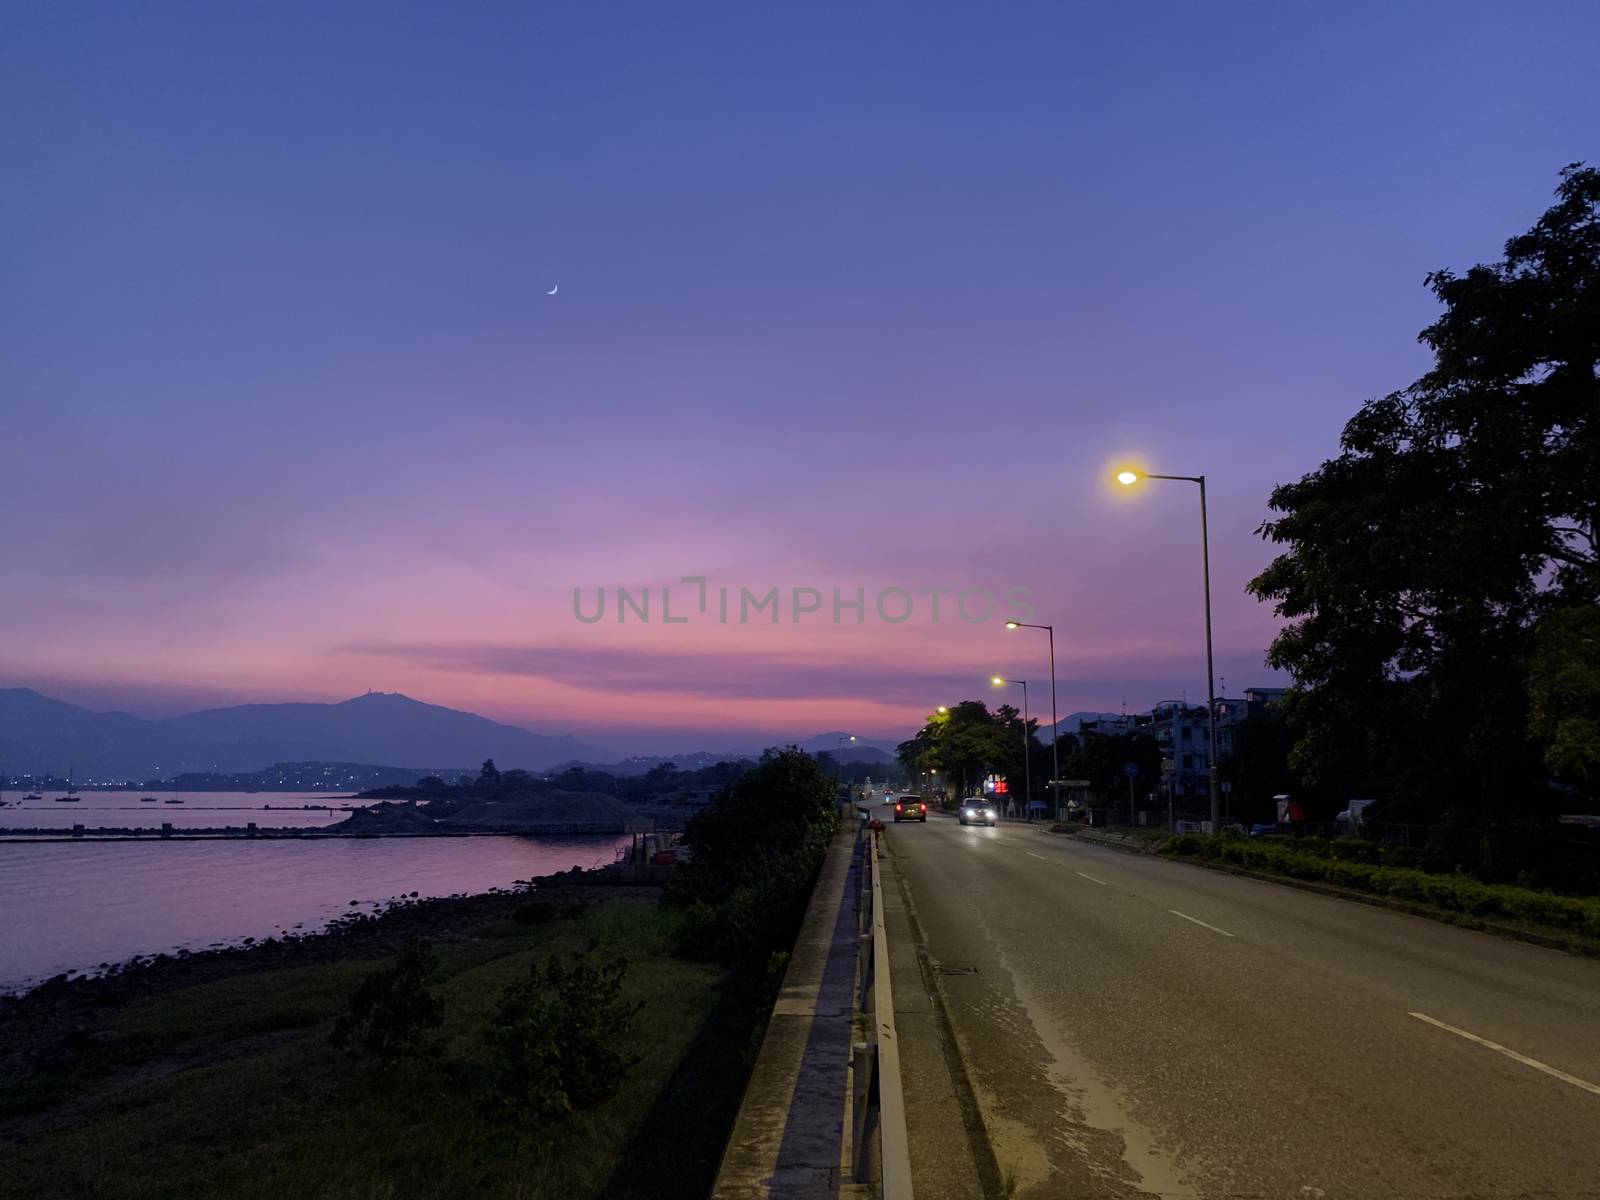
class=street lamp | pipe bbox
[990,675,1031,818]
[1115,467,1221,834]
[1006,620,1058,819]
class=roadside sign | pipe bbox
[1123,762,1139,778]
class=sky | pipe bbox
[3,2,1597,755]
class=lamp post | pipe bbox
[1116,468,1221,834]
[833,734,855,810]
[1006,620,1058,819]
[990,676,1031,819]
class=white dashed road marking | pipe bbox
[1409,1012,1600,1098]
[1168,909,1236,938]
[1073,870,1111,886]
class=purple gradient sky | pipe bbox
[3,3,1596,754]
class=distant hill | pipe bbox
[0,689,223,779]
[792,732,899,765]
[166,693,613,775]
[551,737,896,777]
[0,688,614,780]
[553,751,758,776]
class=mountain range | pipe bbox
[0,690,904,781]
[0,689,611,780]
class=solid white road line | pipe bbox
[1074,870,1111,886]
[1168,909,1236,938]
[1408,1012,1600,1098]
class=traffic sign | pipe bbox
[1123,762,1140,778]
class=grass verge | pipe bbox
[1159,833,1600,948]
[2,897,762,1200]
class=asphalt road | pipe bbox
[884,813,1600,1199]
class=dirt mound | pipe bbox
[440,789,635,830]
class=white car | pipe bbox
[958,799,997,826]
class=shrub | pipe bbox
[1326,840,1381,865]
[483,944,642,1130]
[666,749,839,966]
[329,936,445,1065]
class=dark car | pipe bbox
[892,794,928,822]
[957,799,997,826]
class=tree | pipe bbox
[1249,165,1599,860]
[1216,708,1298,823]
[1061,730,1163,804]
[1527,603,1600,788]
[897,701,1021,797]
[643,761,679,789]
[478,758,501,788]
[667,748,839,964]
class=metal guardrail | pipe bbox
[852,821,914,1196]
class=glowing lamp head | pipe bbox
[990,676,1005,687]
[937,705,948,714]
[1116,470,1140,486]
[1004,620,1019,629]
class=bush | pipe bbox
[329,936,445,1065]
[483,944,643,1130]
[666,749,839,966]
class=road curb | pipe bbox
[710,828,859,1199]
[879,834,1007,1200]
[1161,855,1600,959]
[1044,828,1154,855]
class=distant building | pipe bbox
[1050,689,1286,804]
[1046,712,1132,743]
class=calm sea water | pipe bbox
[0,832,631,992]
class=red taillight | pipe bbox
[895,804,903,812]
[919,804,927,811]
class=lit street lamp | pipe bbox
[1006,620,1058,818]
[1116,467,1221,834]
[990,675,1031,818]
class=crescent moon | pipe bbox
[547,285,558,295]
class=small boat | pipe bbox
[140,796,159,802]
[23,792,42,801]
[54,796,81,802]
[164,798,185,805]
